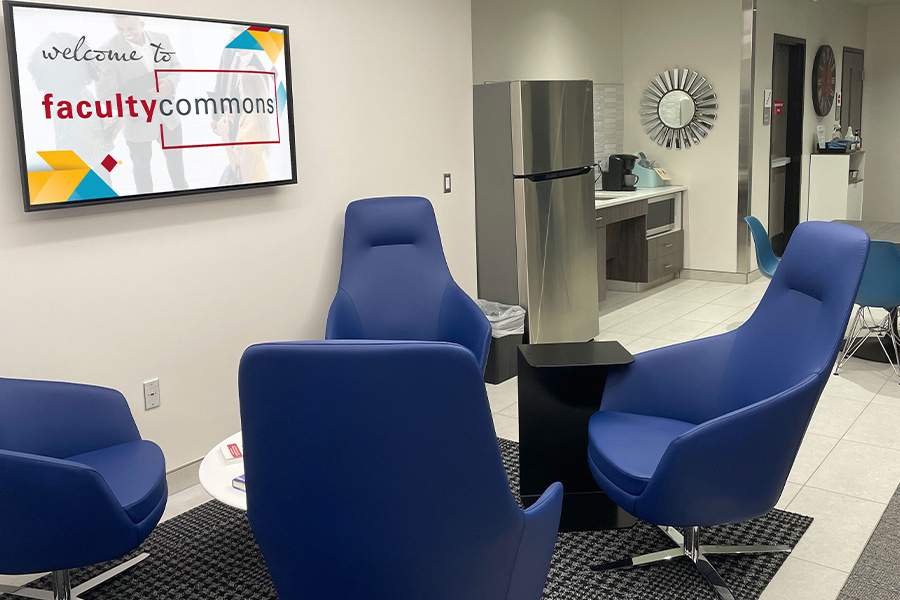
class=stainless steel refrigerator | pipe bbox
[474,80,599,344]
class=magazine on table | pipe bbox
[220,440,243,463]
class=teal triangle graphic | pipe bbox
[277,82,287,117]
[226,30,264,51]
[69,170,117,202]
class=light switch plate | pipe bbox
[443,173,451,194]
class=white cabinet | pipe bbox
[808,152,865,221]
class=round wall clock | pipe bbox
[812,45,836,117]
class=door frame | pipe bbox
[840,46,865,135]
[768,34,806,255]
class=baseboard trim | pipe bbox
[167,457,202,495]
[606,274,678,293]
[681,269,761,285]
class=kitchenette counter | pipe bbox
[595,185,687,299]
[595,185,687,209]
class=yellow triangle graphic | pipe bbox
[32,169,87,205]
[27,171,53,203]
[36,150,89,171]
[249,31,284,63]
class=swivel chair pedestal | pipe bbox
[0,554,149,600]
[591,526,789,600]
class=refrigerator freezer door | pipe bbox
[511,80,595,177]
[515,171,599,343]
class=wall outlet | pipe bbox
[143,378,161,410]
[443,173,452,194]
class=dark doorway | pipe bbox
[769,35,806,256]
[840,47,864,137]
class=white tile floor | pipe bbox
[7,276,897,599]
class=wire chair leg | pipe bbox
[835,307,865,375]
[882,311,900,381]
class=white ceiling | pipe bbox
[846,0,900,6]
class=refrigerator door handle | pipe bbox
[520,166,593,183]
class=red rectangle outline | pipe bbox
[155,69,281,150]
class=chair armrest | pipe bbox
[325,287,365,339]
[0,377,140,458]
[437,282,492,373]
[0,449,140,573]
[635,373,822,527]
[601,331,738,424]
[505,482,563,600]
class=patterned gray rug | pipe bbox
[5,439,811,600]
[837,482,900,600]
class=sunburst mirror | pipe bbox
[641,68,718,150]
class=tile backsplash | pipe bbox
[593,83,624,189]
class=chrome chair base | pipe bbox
[590,526,791,600]
[835,306,900,379]
[0,553,149,600]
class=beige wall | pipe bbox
[0,0,477,469]
[471,0,623,84]
[750,0,868,256]
[860,4,900,222]
[622,0,743,274]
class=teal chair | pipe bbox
[834,240,900,378]
[745,216,780,278]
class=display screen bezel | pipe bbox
[3,0,297,212]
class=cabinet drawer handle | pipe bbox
[597,217,603,222]
[664,243,673,248]
[664,264,673,269]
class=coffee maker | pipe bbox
[601,154,639,191]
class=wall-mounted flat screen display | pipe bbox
[3,1,296,211]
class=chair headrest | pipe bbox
[343,196,444,252]
[768,220,869,306]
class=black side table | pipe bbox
[518,341,637,532]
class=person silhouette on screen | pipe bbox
[28,32,116,184]
[209,25,265,185]
[210,25,264,143]
[97,15,188,194]
[234,73,272,183]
